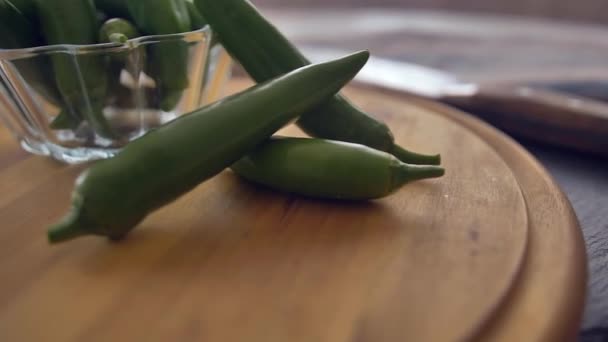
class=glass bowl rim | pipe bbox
[0,26,212,59]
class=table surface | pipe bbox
[1,81,586,342]
[259,8,608,340]
[0,6,605,340]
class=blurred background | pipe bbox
[255,0,606,24]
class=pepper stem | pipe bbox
[109,33,128,44]
[391,145,441,165]
[47,211,87,244]
[391,161,445,190]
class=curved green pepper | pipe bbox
[232,137,444,200]
[126,0,191,111]
[47,50,369,244]
[35,0,116,138]
[196,0,440,165]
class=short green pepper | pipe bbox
[101,18,145,110]
[52,17,142,131]
[126,0,192,111]
[35,0,116,138]
[232,137,444,200]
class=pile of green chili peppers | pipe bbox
[2,0,446,245]
[0,0,210,137]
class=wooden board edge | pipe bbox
[362,85,588,341]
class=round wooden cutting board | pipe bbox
[0,79,586,341]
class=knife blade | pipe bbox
[304,46,608,157]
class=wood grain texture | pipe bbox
[0,80,584,341]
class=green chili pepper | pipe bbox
[185,0,206,29]
[232,137,444,200]
[98,17,144,113]
[47,50,369,244]
[185,0,220,48]
[126,0,191,112]
[54,17,141,131]
[0,0,63,106]
[195,0,440,165]
[99,19,141,77]
[101,19,140,93]
[35,0,116,138]
[99,17,140,43]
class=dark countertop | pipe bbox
[524,141,608,340]
[262,7,608,340]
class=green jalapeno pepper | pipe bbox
[99,18,142,86]
[232,137,444,200]
[126,0,191,112]
[52,17,142,130]
[47,50,369,244]
[196,0,441,165]
[35,0,116,138]
[101,18,145,109]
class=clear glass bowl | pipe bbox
[0,27,232,163]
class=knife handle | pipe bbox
[441,85,608,157]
